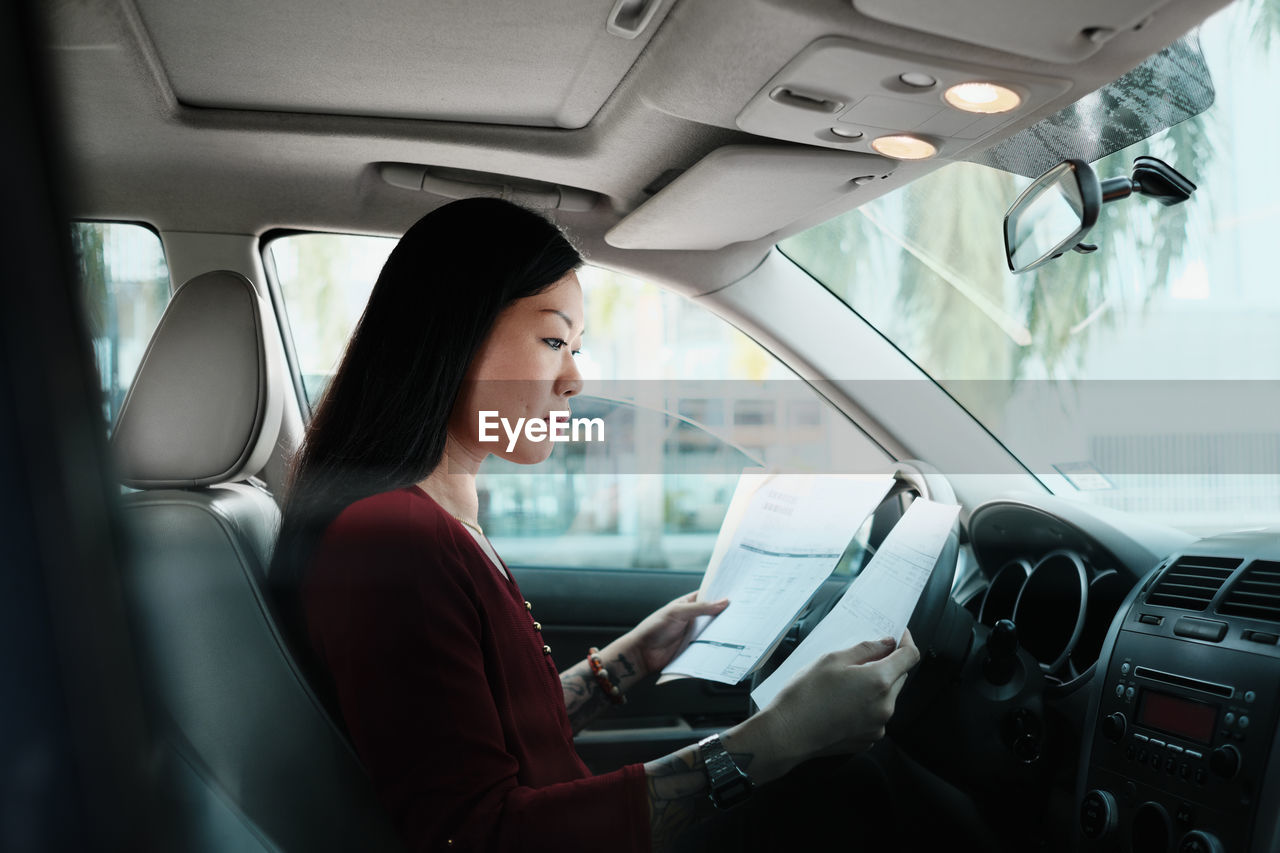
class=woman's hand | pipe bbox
[622,591,729,677]
[564,592,726,733]
[760,629,921,769]
[642,629,921,849]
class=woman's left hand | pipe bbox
[624,591,729,677]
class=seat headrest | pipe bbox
[112,270,285,489]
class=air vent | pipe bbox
[1219,560,1280,624]
[1146,556,1240,611]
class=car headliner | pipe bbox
[44,0,1231,295]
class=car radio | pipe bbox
[1079,552,1280,853]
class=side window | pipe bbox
[267,233,888,573]
[72,222,172,428]
[268,233,392,406]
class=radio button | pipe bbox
[1167,744,1183,754]
[1103,713,1127,742]
[1148,739,1166,749]
[1134,734,1149,743]
[1178,762,1189,780]
[1165,756,1177,773]
[1183,749,1202,760]
[1210,744,1241,779]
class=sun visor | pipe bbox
[852,0,1176,63]
[968,36,1214,178]
[605,146,895,251]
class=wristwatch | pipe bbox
[698,733,754,809]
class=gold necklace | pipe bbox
[452,514,485,537]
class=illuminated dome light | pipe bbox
[943,82,1022,114]
[870,134,937,160]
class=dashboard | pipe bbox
[964,496,1191,686]
[954,494,1280,853]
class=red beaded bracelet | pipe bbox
[587,647,627,705]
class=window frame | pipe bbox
[260,228,324,420]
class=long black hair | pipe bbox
[270,197,582,611]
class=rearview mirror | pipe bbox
[1003,159,1099,274]
[1003,156,1196,274]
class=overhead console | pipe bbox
[735,38,1071,160]
[1079,536,1280,853]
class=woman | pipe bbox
[272,198,920,852]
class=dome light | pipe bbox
[943,82,1022,114]
[870,134,937,160]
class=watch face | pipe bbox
[711,775,752,809]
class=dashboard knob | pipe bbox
[1178,829,1225,853]
[1209,744,1240,779]
[989,618,1018,657]
[1131,802,1172,853]
[1080,789,1117,840]
[1102,712,1127,742]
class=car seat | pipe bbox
[111,269,403,852]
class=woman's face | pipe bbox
[449,271,585,466]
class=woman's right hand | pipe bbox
[644,630,920,848]
[761,630,921,765]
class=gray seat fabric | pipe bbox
[111,270,402,852]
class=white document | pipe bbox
[661,473,895,685]
[750,498,960,710]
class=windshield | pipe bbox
[781,0,1280,536]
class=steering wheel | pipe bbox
[751,461,969,728]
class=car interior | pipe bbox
[7,0,1280,850]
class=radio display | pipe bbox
[1136,689,1217,744]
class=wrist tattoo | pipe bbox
[612,652,638,680]
[560,664,610,734]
